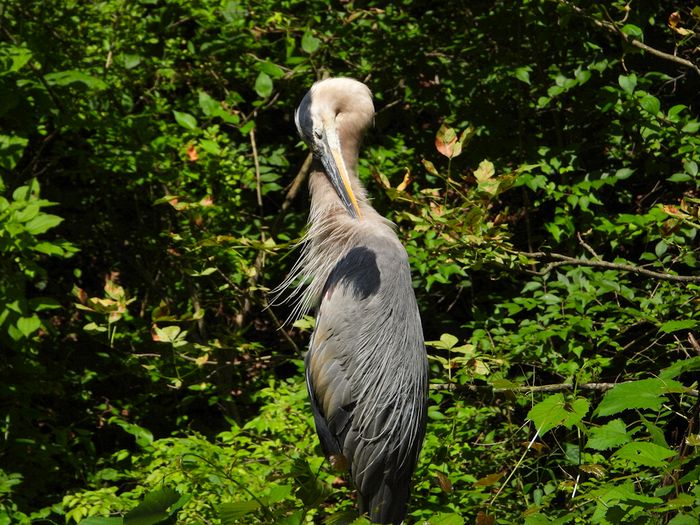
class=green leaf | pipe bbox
[440,333,458,349]
[614,441,675,467]
[639,94,660,115]
[124,488,180,525]
[32,241,65,256]
[524,514,572,525]
[29,297,62,311]
[277,510,304,525]
[16,315,41,337]
[528,394,589,436]
[5,45,32,73]
[259,61,284,79]
[110,418,154,448]
[301,32,320,54]
[659,356,700,380]
[668,514,699,525]
[668,173,691,183]
[154,325,185,343]
[262,484,292,505]
[586,419,630,451]
[14,203,40,222]
[198,91,219,116]
[474,159,495,182]
[654,239,667,257]
[79,518,124,525]
[596,378,684,416]
[44,70,107,90]
[590,482,662,505]
[614,167,634,180]
[173,110,198,130]
[621,24,643,41]
[682,120,700,133]
[121,54,142,69]
[218,501,261,523]
[429,513,464,525]
[0,134,29,170]
[659,320,697,333]
[254,72,273,98]
[514,66,531,85]
[618,74,636,94]
[24,214,63,235]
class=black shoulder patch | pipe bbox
[324,246,381,300]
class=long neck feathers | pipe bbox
[274,162,370,322]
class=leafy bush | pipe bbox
[1,1,698,524]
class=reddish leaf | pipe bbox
[435,123,458,158]
[476,511,495,525]
[473,471,505,486]
[436,471,452,493]
[396,170,412,192]
[186,143,199,162]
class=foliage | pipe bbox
[1,0,699,524]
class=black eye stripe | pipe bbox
[295,91,314,143]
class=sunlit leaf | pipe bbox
[586,419,630,450]
[474,160,495,182]
[618,74,636,94]
[16,315,41,337]
[639,94,660,115]
[614,441,675,467]
[124,487,180,525]
[218,501,261,523]
[659,319,697,333]
[24,214,63,234]
[173,110,198,130]
[429,513,464,525]
[596,378,684,416]
[435,123,458,158]
[301,32,320,54]
[528,394,589,436]
[254,71,273,98]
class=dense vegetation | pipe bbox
[1,1,699,523]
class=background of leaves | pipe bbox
[1,1,699,524]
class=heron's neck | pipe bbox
[308,161,368,222]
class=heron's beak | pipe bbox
[317,120,363,220]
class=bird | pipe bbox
[278,77,428,524]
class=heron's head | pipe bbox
[295,77,374,219]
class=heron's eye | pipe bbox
[313,129,323,140]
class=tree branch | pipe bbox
[521,251,700,283]
[561,0,700,76]
[432,381,699,397]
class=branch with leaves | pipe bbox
[520,251,700,283]
[432,381,699,398]
[561,0,700,76]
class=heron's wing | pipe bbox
[305,239,427,522]
[305,325,356,459]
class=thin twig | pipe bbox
[234,153,314,329]
[280,152,313,215]
[263,298,301,356]
[576,232,599,259]
[250,127,263,209]
[521,251,700,283]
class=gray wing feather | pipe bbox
[305,236,428,524]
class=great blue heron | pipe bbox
[279,77,428,524]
